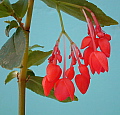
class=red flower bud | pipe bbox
[46,63,62,82]
[75,74,90,94]
[65,66,75,80]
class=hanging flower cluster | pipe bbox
[42,7,111,101]
[81,9,111,74]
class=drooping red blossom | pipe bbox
[65,66,75,80]
[54,78,75,101]
[46,63,62,82]
[89,51,108,74]
[42,76,58,96]
[78,64,91,79]
[82,9,111,74]
[75,74,90,94]
[71,44,91,94]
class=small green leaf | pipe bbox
[12,0,28,18]
[27,69,35,77]
[0,27,26,70]
[27,50,52,68]
[5,71,18,84]
[26,76,78,102]
[41,0,118,26]
[5,20,18,37]
[29,44,44,50]
[0,0,13,18]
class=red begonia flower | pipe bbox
[78,64,91,79]
[46,63,62,82]
[65,66,75,80]
[89,51,108,74]
[75,74,90,94]
[98,38,111,57]
[54,78,75,101]
[42,76,58,96]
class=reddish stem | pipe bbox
[82,9,97,51]
[83,7,100,27]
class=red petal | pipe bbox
[54,78,75,101]
[46,63,62,82]
[75,74,90,94]
[65,66,75,80]
[89,52,102,74]
[89,38,99,48]
[94,51,108,72]
[78,64,91,79]
[80,36,91,49]
[98,38,111,57]
[83,47,93,66]
[42,76,58,96]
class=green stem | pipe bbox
[64,31,74,44]
[24,0,34,31]
[18,0,34,115]
[56,4,65,32]
[18,31,29,115]
[56,4,74,44]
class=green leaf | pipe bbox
[26,76,78,102]
[0,0,14,18]
[29,44,44,50]
[28,45,44,56]
[5,71,18,84]
[27,69,35,77]
[5,20,18,37]
[41,0,118,26]
[0,27,26,70]
[12,0,28,18]
[27,50,52,68]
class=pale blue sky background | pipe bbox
[0,0,120,115]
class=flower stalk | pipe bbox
[56,4,65,32]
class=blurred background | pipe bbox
[0,0,120,115]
